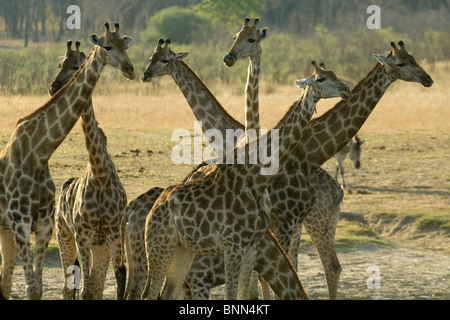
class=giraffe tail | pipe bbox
[117,208,129,300]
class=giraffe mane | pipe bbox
[97,126,108,145]
[16,48,96,126]
[272,97,303,130]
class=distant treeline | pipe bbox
[0,0,448,94]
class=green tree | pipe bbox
[193,0,266,32]
[140,6,213,45]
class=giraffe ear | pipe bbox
[88,34,100,46]
[122,35,133,48]
[373,53,393,65]
[259,27,268,40]
[175,52,189,61]
[295,77,313,88]
[295,79,307,88]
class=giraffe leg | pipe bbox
[160,246,196,299]
[237,246,258,299]
[109,229,126,300]
[141,226,178,300]
[8,207,41,300]
[223,246,245,300]
[90,244,110,300]
[126,222,150,300]
[183,255,219,300]
[56,216,77,300]
[304,205,342,300]
[0,229,18,299]
[32,207,55,298]
[76,232,94,300]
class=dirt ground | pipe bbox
[6,229,448,300]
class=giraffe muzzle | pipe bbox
[122,63,135,80]
[421,74,433,88]
[340,86,352,99]
[223,52,236,67]
[141,71,152,83]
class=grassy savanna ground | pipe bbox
[0,61,448,299]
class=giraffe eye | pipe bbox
[73,66,79,70]
[316,77,325,83]
[248,38,256,43]
[397,62,406,67]
[103,46,113,51]
[161,59,170,64]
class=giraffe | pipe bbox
[50,38,129,300]
[0,22,134,300]
[141,39,350,299]
[334,135,364,188]
[223,19,350,299]
[141,38,350,299]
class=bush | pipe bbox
[140,6,214,46]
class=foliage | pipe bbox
[193,0,266,32]
[140,6,213,45]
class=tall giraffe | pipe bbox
[334,135,364,188]
[141,38,349,299]
[142,42,350,300]
[0,22,134,300]
[223,18,348,299]
[50,38,129,300]
[223,17,267,142]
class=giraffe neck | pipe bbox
[13,46,104,171]
[244,55,261,141]
[254,230,310,299]
[170,61,243,154]
[222,85,316,191]
[302,63,393,173]
[80,99,112,183]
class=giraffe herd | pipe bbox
[0,18,433,300]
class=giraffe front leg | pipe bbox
[223,246,245,300]
[32,208,55,298]
[237,245,258,300]
[0,229,18,299]
[8,205,42,299]
[304,206,342,300]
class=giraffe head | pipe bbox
[141,39,189,82]
[223,17,268,67]
[349,135,364,169]
[295,61,352,100]
[373,41,433,87]
[48,40,87,96]
[88,22,135,80]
